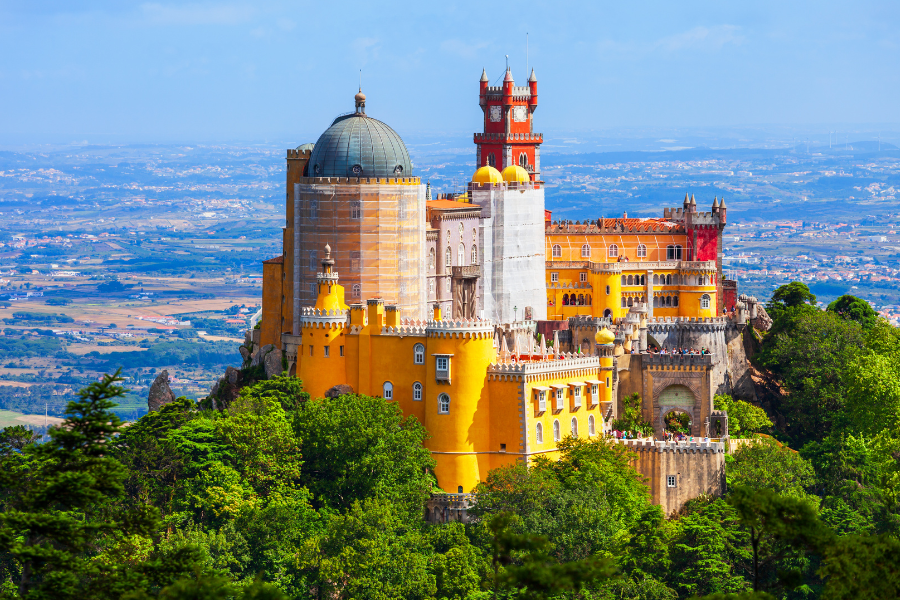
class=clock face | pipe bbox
[489,106,502,122]
[513,106,527,122]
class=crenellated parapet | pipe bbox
[296,176,421,185]
[613,438,725,454]
[425,318,495,339]
[643,353,712,370]
[488,355,600,382]
[300,307,349,328]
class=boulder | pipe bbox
[252,344,274,367]
[148,370,176,412]
[239,345,251,364]
[263,347,284,379]
[324,384,353,398]
[225,366,241,385]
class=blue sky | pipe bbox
[1,1,897,143]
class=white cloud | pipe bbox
[440,39,489,60]
[139,2,255,26]
[654,25,744,53]
[352,37,380,67]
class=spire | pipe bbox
[712,197,719,209]
[528,68,537,82]
[720,197,727,209]
[425,181,432,201]
[504,68,514,83]
[690,194,696,206]
[480,68,488,82]
[683,193,690,207]
[354,88,366,114]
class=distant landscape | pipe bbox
[0,135,898,420]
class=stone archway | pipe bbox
[656,384,698,436]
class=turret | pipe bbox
[479,69,488,107]
[528,69,538,109]
[719,197,727,224]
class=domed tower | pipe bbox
[284,91,427,335]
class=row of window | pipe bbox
[382,381,451,413]
[428,244,478,270]
[535,384,604,413]
[549,272,713,288]
[484,153,530,168]
[550,244,684,260]
[535,415,597,443]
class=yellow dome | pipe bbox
[501,164,530,183]
[472,165,503,184]
[595,327,615,345]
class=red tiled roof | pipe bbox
[263,255,284,264]
[546,218,684,233]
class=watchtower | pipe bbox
[475,67,543,180]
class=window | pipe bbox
[553,420,561,442]
[571,417,578,437]
[458,243,465,266]
[471,245,478,264]
[552,244,562,258]
[487,153,496,167]
[350,251,361,272]
[637,244,647,258]
[437,356,449,371]
[352,284,361,298]
[436,355,451,382]
[428,248,435,271]
[324,346,330,357]
[458,222,464,235]
[581,244,591,258]
[588,414,596,436]
[309,250,317,270]
[621,297,627,308]
[537,390,546,413]
[606,285,610,295]
[573,386,582,408]
[607,377,610,388]
[413,382,423,401]
[428,279,435,296]
[666,245,683,260]
[667,475,677,488]
[591,384,598,397]
[555,388,564,411]
[673,295,679,307]
[446,279,451,293]
[414,343,425,364]
[536,422,543,444]
[382,382,393,400]
[445,246,452,268]
[627,275,633,286]
[519,152,528,168]
[309,283,317,295]
[350,201,361,219]
[309,199,318,220]
[340,345,344,357]
[700,294,711,309]
[550,272,558,283]
[580,272,587,282]
[309,345,313,356]
[438,393,450,414]
[457,485,463,493]
[608,244,618,258]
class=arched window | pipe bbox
[428,279,435,296]
[666,296,672,307]
[309,250,317,271]
[586,295,592,305]
[458,243,465,266]
[553,420,561,442]
[588,415,595,436]
[627,275,633,286]
[445,246,452,268]
[640,275,645,286]
[428,248,435,271]
[571,417,578,437]
[350,201,361,219]
[536,422,543,444]
[637,244,647,258]
[552,244,562,258]
[701,294,711,309]
[666,245,683,260]
[621,297,627,308]
[654,296,659,308]
[578,294,585,305]
[413,382,423,401]
[673,295,679,307]
[621,275,626,285]
[487,153,496,167]
[414,343,425,364]
[581,244,591,258]
[382,382,393,400]
[473,228,477,242]
[605,285,610,295]
[471,245,478,264]
[519,153,528,168]
[627,297,634,307]
[352,284,361,298]
[666,274,672,285]
[309,199,318,221]
[653,274,659,285]
[608,244,619,258]
[562,293,569,306]
[438,393,450,414]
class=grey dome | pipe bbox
[308,112,413,179]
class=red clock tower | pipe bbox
[475,67,543,181]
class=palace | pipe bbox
[255,68,749,515]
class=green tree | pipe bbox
[292,393,435,521]
[842,352,900,437]
[729,439,816,501]
[766,282,817,321]
[818,533,900,600]
[714,395,772,438]
[827,294,878,329]
[612,393,652,436]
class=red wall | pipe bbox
[692,227,719,262]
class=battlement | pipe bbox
[300,307,349,327]
[614,437,725,454]
[296,176,421,185]
[425,318,495,338]
[473,132,543,142]
[286,148,312,159]
[488,354,600,376]
[643,353,713,369]
[647,316,727,325]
